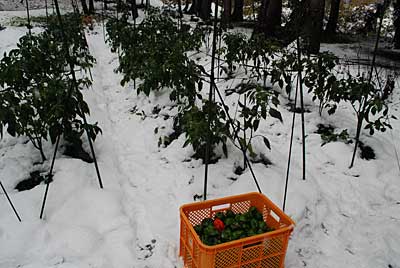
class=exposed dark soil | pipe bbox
[15,170,52,192]
[192,146,220,164]
[286,103,311,113]
[233,153,272,176]
[64,144,93,163]
[315,124,335,135]
[233,164,245,176]
[359,141,376,160]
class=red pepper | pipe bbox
[213,218,225,232]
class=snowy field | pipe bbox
[1,5,400,268]
[0,0,76,11]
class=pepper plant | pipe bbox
[303,54,392,167]
[0,14,100,162]
[106,8,206,106]
[300,52,392,167]
[303,52,340,115]
[339,74,392,167]
[222,32,282,84]
[106,8,232,158]
[226,82,282,167]
[178,100,230,160]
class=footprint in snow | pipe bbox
[137,239,157,260]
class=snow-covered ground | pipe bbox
[0,0,78,11]
[1,6,400,268]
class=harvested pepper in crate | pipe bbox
[194,207,274,246]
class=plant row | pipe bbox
[106,8,394,168]
[0,14,101,164]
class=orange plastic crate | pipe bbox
[179,192,295,268]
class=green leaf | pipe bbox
[269,108,282,122]
[263,137,271,150]
[253,119,260,131]
[278,79,283,89]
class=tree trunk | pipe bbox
[88,0,94,14]
[264,0,282,36]
[275,0,308,45]
[189,0,211,19]
[231,0,244,21]
[188,0,199,15]
[255,0,325,48]
[325,0,341,35]
[256,0,269,33]
[223,0,232,22]
[394,0,400,49]
[80,0,89,14]
[256,0,282,37]
[303,0,325,54]
[199,0,212,20]
[183,0,190,12]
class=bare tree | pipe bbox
[231,0,244,21]
[80,0,89,14]
[256,0,324,54]
[187,0,212,20]
[199,0,212,20]
[257,0,282,37]
[258,0,269,33]
[223,0,232,22]
[264,0,282,36]
[88,0,94,14]
[325,0,341,35]
[80,0,94,14]
[303,0,325,53]
[188,0,200,15]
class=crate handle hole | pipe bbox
[212,203,231,211]
[243,241,262,249]
[270,210,280,222]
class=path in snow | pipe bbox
[84,28,186,267]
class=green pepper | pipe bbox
[215,212,225,221]
[194,224,203,235]
[196,207,274,246]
